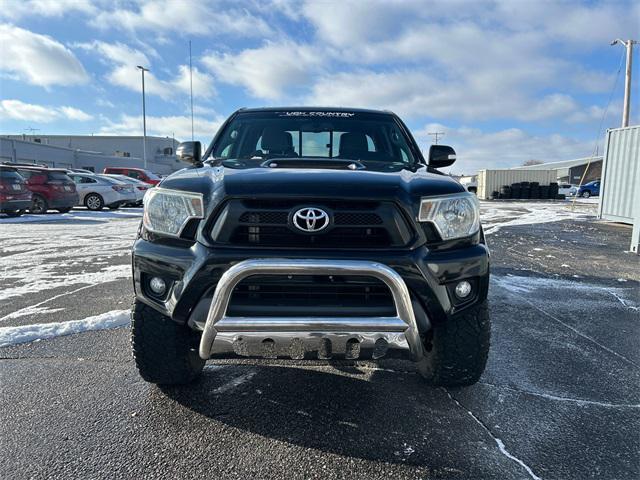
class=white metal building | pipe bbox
[0,135,184,174]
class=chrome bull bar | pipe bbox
[198,259,426,362]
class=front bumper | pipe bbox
[197,259,426,361]
[133,240,490,333]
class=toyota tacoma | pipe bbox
[131,107,490,387]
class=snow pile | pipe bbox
[0,309,130,347]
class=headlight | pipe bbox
[418,192,479,240]
[143,188,203,237]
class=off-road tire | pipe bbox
[417,300,490,386]
[131,300,205,385]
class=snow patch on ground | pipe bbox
[480,201,596,235]
[491,274,639,311]
[0,213,139,301]
[0,309,130,347]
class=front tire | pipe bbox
[582,190,591,198]
[417,301,490,386]
[85,193,104,211]
[131,300,205,385]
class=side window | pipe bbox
[84,177,97,184]
[128,171,141,179]
[18,170,32,179]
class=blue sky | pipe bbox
[0,0,638,173]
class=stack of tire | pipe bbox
[497,181,566,200]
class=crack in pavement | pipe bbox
[444,388,543,480]
[494,283,640,370]
[0,283,97,322]
[479,382,640,409]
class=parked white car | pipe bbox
[557,183,576,196]
[69,173,136,211]
[102,174,152,206]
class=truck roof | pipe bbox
[237,106,393,115]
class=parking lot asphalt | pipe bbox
[1,201,639,479]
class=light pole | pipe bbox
[611,39,638,128]
[137,65,149,169]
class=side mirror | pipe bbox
[176,141,202,166]
[428,145,457,168]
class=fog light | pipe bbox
[149,277,166,296]
[455,280,472,299]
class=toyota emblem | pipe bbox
[292,207,330,233]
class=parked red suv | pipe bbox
[0,165,32,217]
[15,166,79,214]
[102,167,162,186]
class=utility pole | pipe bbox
[189,40,194,141]
[611,39,638,128]
[428,131,445,144]
[137,65,149,169]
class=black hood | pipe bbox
[161,165,464,206]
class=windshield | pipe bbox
[207,111,417,170]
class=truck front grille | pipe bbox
[211,198,414,249]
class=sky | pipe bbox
[0,0,638,174]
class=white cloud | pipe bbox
[0,0,96,20]
[73,41,216,100]
[306,71,588,122]
[100,114,223,139]
[0,100,93,122]
[202,41,322,99]
[415,123,597,173]
[58,106,93,121]
[90,0,271,37]
[0,100,59,122]
[0,24,88,87]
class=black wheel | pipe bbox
[131,300,205,385]
[417,300,490,386]
[2,209,24,217]
[581,190,591,198]
[30,195,48,214]
[57,207,72,213]
[85,193,104,211]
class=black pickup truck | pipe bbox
[131,107,490,387]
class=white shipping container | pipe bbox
[599,125,640,224]
[477,169,558,199]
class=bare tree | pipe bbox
[523,159,544,166]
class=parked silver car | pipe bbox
[102,174,152,206]
[69,173,136,211]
